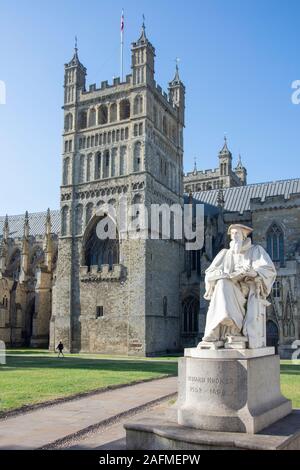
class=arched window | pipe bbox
[266,320,279,349]
[63,157,70,185]
[110,103,117,122]
[75,204,83,235]
[267,223,284,265]
[182,296,199,333]
[133,95,143,114]
[61,206,69,236]
[133,142,142,172]
[86,153,92,182]
[119,99,130,120]
[85,203,93,225]
[98,105,108,125]
[120,146,127,175]
[79,155,85,183]
[84,217,119,269]
[272,280,281,298]
[64,113,73,132]
[94,152,101,179]
[78,111,87,129]
[103,150,110,178]
[88,108,96,127]
[111,148,117,177]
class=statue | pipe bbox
[198,224,277,349]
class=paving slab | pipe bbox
[0,376,177,450]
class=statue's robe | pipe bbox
[203,238,276,348]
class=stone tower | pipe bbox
[50,23,185,355]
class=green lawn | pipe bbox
[280,361,300,408]
[0,350,299,413]
[0,349,178,413]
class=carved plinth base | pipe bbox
[177,348,292,434]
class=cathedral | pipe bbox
[0,24,299,358]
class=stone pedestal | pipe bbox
[177,347,292,434]
[124,347,297,450]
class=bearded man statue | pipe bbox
[198,224,277,349]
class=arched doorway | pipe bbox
[266,320,279,353]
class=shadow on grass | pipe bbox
[280,364,300,375]
[2,355,178,376]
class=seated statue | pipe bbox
[198,224,276,349]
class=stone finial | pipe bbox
[193,157,197,174]
[45,208,51,235]
[137,14,147,43]
[23,211,30,239]
[3,214,9,240]
[236,154,243,169]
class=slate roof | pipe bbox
[0,210,60,238]
[191,178,300,214]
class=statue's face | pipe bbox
[230,228,244,242]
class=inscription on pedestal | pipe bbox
[187,375,234,397]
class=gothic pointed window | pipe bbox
[79,155,85,183]
[61,206,69,236]
[133,142,141,172]
[182,296,199,334]
[110,103,117,122]
[86,154,92,182]
[78,111,87,129]
[103,150,110,178]
[98,105,108,125]
[134,95,143,114]
[120,146,127,175]
[272,280,281,298]
[84,216,119,269]
[88,108,96,127]
[267,223,284,265]
[94,152,101,179]
[64,113,73,132]
[63,157,70,185]
[111,148,117,177]
[119,99,130,120]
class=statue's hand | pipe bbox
[243,269,257,278]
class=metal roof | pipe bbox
[0,210,60,238]
[191,178,300,214]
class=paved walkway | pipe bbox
[59,401,175,450]
[0,377,177,450]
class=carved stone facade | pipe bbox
[195,182,300,358]
[0,25,299,358]
[50,24,186,355]
[0,210,58,347]
[184,138,247,193]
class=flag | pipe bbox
[121,10,124,33]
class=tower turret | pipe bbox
[234,154,247,185]
[218,137,232,176]
[168,61,185,127]
[64,38,87,105]
[131,19,155,86]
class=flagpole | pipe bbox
[121,9,124,82]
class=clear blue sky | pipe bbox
[0,0,299,215]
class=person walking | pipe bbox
[56,340,64,358]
